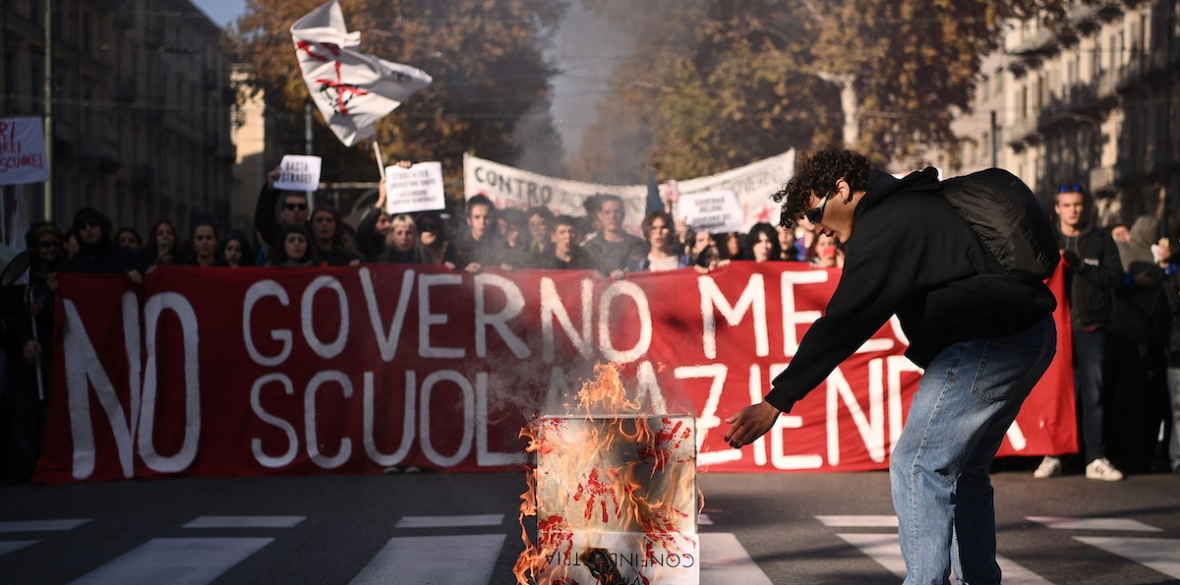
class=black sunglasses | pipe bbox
[418,223,437,233]
[1058,184,1083,193]
[38,240,60,248]
[82,219,101,229]
[804,195,831,225]
[285,203,308,211]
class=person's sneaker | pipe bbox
[1033,456,1062,479]
[1085,458,1124,481]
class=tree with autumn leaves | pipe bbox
[576,0,1072,179]
[235,0,1071,196]
[235,0,568,195]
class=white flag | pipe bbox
[291,1,432,146]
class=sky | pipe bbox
[191,0,246,28]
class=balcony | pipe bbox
[1088,166,1117,195]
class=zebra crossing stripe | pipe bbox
[0,519,91,532]
[1074,537,1180,579]
[66,538,273,585]
[0,541,37,558]
[836,533,1055,585]
[347,534,505,585]
[183,516,305,528]
[394,514,504,528]
[815,515,898,527]
[1027,517,1161,532]
[699,533,772,585]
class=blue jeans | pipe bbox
[1073,329,1106,462]
[890,316,1055,585]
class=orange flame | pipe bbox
[513,363,701,584]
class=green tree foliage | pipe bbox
[575,0,1069,180]
[236,0,568,194]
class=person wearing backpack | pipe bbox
[1031,185,1126,481]
[725,146,1057,585]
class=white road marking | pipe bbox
[816,515,898,527]
[347,534,505,585]
[1027,517,1161,532]
[699,532,772,585]
[0,540,37,558]
[1075,537,1180,579]
[0,519,91,532]
[837,533,1055,584]
[183,516,305,528]
[394,514,504,528]
[698,513,713,525]
[66,538,273,585]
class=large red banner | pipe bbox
[33,262,1076,483]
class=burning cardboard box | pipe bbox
[530,413,698,585]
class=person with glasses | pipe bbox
[62,208,145,281]
[414,211,458,268]
[253,164,312,265]
[724,146,1057,585]
[1030,184,1126,482]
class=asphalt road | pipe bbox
[1,466,1178,584]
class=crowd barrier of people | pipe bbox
[0,165,1176,484]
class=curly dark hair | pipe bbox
[772,147,872,228]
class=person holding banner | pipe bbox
[62,208,145,281]
[742,222,783,263]
[534,215,594,271]
[378,215,422,264]
[415,211,457,268]
[266,225,321,268]
[725,146,1057,585]
[454,194,511,272]
[310,204,362,266]
[581,194,646,279]
[634,211,691,272]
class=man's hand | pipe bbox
[266,165,281,190]
[724,401,781,449]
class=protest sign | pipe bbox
[385,162,445,214]
[274,155,322,191]
[0,117,49,186]
[676,190,745,233]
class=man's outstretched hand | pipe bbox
[724,401,781,449]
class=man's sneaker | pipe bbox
[1033,456,1062,479]
[1085,458,1124,481]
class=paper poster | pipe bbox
[676,189,744,233]
[385,161,445,214]
[0,117,49,186]
[274,155,322,191]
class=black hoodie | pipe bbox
[766,168,1057,413]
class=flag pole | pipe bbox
[372,141,386,180]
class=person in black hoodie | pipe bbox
[61,208,145,281]
[725,147,1057,585]
[1031,185,1125,481]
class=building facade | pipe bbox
[1,0,235,241]
[943,0,1179,229]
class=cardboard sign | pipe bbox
[0,117,49,186]
[385,161,445,214]
[676,190,744,233]
[273,155,322,191]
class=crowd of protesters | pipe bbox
[0,163,831,484]
[2,162,1175,485]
